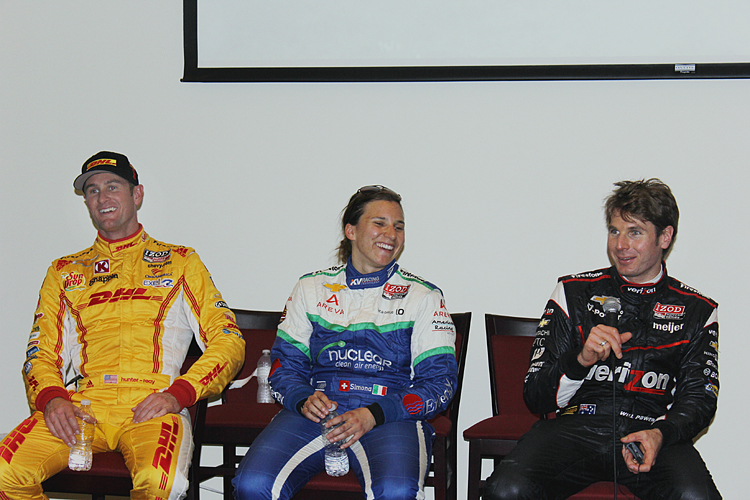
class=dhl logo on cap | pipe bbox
[86,158,117,171]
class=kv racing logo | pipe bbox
[83,287,161,307]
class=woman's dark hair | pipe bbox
[604,178,679,253]
[337,186,402,264]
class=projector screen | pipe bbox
[182,0,750,82]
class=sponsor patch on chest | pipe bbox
[653,302,685,320]
[382,283,410,300]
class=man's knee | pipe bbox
[130,466,189,500]
[484,469,545,500]
[665,481,722,500]
[0,458,19,491]
[0,460,44,500]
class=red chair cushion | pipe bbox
[462,414,538,441]
[53,451,131,478]
[571,482,637,498]
[428,414,451,437]
[205,400,282,428]
[305,470,361,491]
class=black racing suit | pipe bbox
[486,264,721,500]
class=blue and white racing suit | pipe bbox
[233,259,457,500]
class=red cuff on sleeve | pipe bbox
[164,379,196,409]
[36,386,70,412]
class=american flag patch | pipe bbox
[103,374,118,384]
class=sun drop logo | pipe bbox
[61,272,86,292]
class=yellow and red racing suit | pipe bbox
[0,226,245,500]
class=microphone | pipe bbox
[603,297,621,328]
[602,296,622,498]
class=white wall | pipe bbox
[1,2,747,498]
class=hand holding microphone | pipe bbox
[577,297,632,367]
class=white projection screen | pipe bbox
[182,0,750,82]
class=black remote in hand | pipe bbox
[625,442,644,464]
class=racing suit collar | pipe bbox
[95,224,147,255]
[345,257,399,289]
[611,261,668,303]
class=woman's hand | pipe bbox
[301,391,336,423]
[324,407,376,449]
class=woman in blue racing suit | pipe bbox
[233,185,458,500]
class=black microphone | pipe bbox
[603,297,621,328]
[602,296,622,498]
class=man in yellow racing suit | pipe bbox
[0,151,245,500]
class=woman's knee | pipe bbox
[232,469,278,500]
[371,478,419,500]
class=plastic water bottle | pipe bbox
[321,409,349,476]
[68,399,95,471]
[256,350,274,403]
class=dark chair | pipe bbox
[195,308,284,498]
[296,311,472,500]
[462,314,637,500]
[42,339,207,500]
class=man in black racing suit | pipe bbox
[485,179,721,500]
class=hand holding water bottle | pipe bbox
[321,405,349,476]
[303,391,376,448]
[68,399,97,471]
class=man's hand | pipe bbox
[44,397,96,447]
[131,392,181,424]
[621,429,663,474]
[300,391,336,423]
[324,407,376,449]
[577,325,633,367]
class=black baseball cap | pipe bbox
[74,151,139,191]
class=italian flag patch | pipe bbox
[372,384,387,396]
